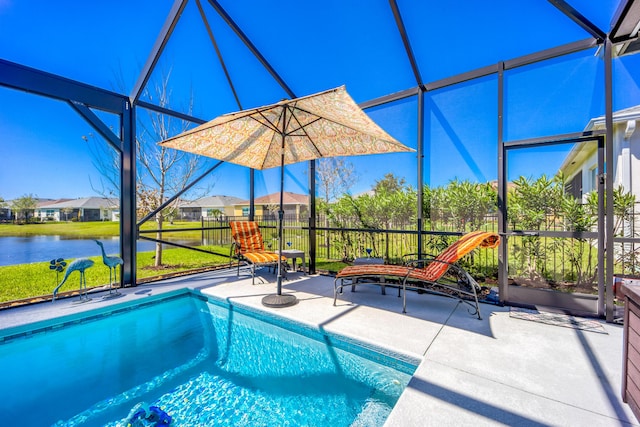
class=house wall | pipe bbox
[232,204,307,219]
[616,121,640,199]
[200,205,236,218]
[563,120,640,203]
[33,207,117,222]
[34,208,63,221]
[233,205,264,217]
[180,208,201,220]
[561,142,598,202]
[580,151,598,201]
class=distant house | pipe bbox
[178,195,244,220]
[35,197,119,222]
[4,198,67,222]
[560,105,640,201]
[0,204,9,221]
[234,192,309,221]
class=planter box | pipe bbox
[507,284,599,317]
[622,283,640,422]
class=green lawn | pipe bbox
[0,221,357,304]
[0,251,348,305]
[0,221,121,237]
[0,246,230,304]
[0,220,204,238]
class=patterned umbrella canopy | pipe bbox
[158,85,413,169]
[158,85,414,307]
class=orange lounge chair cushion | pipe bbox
[421,230,499,279]
[229,221,285,265]
[337,264,426,281]
[336,231,500,283]
[242,251,284,265]
[230,221,267,253]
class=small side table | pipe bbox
[280,249,306,274]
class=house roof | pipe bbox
[35,198,71,207]
[180,195,244,208]
[38,197,118,209]
[560,104,640,171]
[4,198,69,207]
[238,192,309,206]
[584,104,640,131]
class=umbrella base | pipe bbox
[262,293,297,308]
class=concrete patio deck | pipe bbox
[0,267,637,426]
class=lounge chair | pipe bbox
[229,221,286,285]
[333,231,500,319]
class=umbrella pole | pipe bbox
[262,113,297,308]
[276,170,284,294]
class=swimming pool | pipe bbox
[0,290,418,426]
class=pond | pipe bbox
[0,236,198,267]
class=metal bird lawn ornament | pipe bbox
[52,258,94,302]
[95,240,124,295]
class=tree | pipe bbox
[86,69,211,267]
[61,207,73,222]
[265,203,280,220]
[315,158,358,254]
[316,158,357,203]
[11,194,37,223]
[559,191,598,287]
[507,174,565,281]
[441,179,496,232]
[508,174,565,231]
[358,175,416,259]
[0,196,7,221]
[324,194,360,261]
[324,174,416,260]
[373,173,405,195]
[83,131,120,199]
[207,208,223,219]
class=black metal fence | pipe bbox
[609,203,640,276]
[198,212,622,292]
[154,198,640,296]
[201,215,500,277]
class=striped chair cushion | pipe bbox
[336,231,500,283]
[422,231,499,280]
[230,221,266,253]
[243,251,284,265]
[229,221,285,265]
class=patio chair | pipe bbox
[229,221,286,285]
[333,231,500,319]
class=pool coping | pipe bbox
[1,269,637,426]
[0,289,190,343]
[0,286,421,378]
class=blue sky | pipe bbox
[0,0,634,202]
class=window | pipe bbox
[565,173,582,200]
[589,166,597,193]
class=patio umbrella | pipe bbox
[159,85,414,307]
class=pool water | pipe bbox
[0,291,417,426]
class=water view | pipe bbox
[0,236,193,266]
